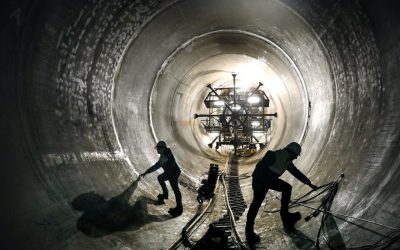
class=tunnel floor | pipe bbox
[2,0,400,249]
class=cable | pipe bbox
[292,200,400,249]
[262,182,334,213]
[309,177,338,249]
[262,173,399,249]
[294,202,399,231]
[346,229,400,250]
[301,175,399,250]
[292,182,334,204]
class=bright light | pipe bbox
[248,96,260,104]
[209,132,220,137]
[252,131,264,136]
[236,83,251,91]
[251,121,260,126]
[233,105,241,110]
[214,100,224,106]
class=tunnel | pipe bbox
[1,0,400,249]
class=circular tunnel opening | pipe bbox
[113,1,335,179]
[4,0,400,249]
[148,30,313,162]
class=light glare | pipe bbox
[214,100,224,106]
[248,96,260,103]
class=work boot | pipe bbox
[155,193,168,205]
[281,211,301,233]
[168,205,183,217]
[245,230,260,246]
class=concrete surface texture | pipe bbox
[1,0,399,249]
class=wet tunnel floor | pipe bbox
[2,1,400,249]
[65,175,318,250]
[64,173,400,250]
[67,180,199,249]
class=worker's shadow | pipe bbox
[286,229,316,250]
[287,214,346,249]
[71,179,171,237]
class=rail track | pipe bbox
[167,156,248,249]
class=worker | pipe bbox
[139,141,183,216]
[245,142,318,245]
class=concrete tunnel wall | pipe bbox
[1,0,400,249]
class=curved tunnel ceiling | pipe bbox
[1,0,400,249]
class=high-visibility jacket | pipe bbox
[268,149,291,176]
[252,149,311,185]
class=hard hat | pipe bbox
[286,142,301,156]
[155,141,167,149]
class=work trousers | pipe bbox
[246,177,292,233]
[157,172,182,208]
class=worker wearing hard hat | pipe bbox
[139,141,183,216]
[245,142,318,246]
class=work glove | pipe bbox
[309,183,319,190]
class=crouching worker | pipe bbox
[139,141,183,217]
[245,142,318,245]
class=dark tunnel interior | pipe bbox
[1,0,400,249]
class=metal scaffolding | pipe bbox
[194,73,277,155]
